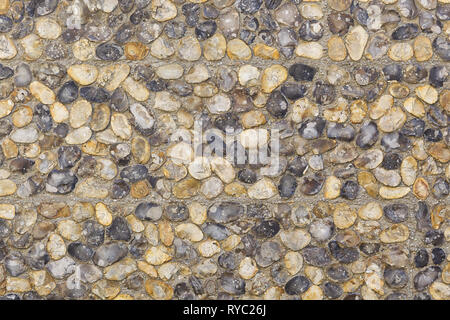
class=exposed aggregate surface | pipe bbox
[0,0,448,300]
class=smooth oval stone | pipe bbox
[429,66,448,88]
[285,276,311,295]
[252,220,280,238]
[383,64,402,81]
[67,242,94,262]
[280,83,307,100]
[165,203,189,221]
[433,37,450,61]
[111,179,130,199]
[83,220,105,247]
[134,202,162,221]
[313,81,335,105]
[400,118,425,137]
[57,81,79,104]
[414,266,440,291]
[265,90,289,118]
[359,243,380,256]
[327,123,356,142]
[278,174,297,198]
[328,241,359,264]
[384,268,409,288]
[391,23,419,40]
[218,252,237,270]
[79,86,110,103]
[220,273,245,295]
[288,63,317,81]
[340,180,359,200]
[195,21,217,40]
[299,20,323,41]
[327,265,351,282]
[110,88,129,112]
[323,282,343,299]
[302,246,331,267]
[208,202,245,223]
[96,43,124,61]
[93,243,128,267]
[431,248,446,265]
[120,165,148,182]
[383,203,409,223]
[237,169,257,184]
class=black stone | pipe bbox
[327,123,356,142]
[80,86,110,103]
[312,81,335,105]
[404,64,428,83]
[134,202,162,221]
[165,21,186,39]
[208,202,244,223]
[110,88,129,112]
[96,43,123,61]
[252,220,280,238]
[67,242,94,262]
[328,240,359,264]
[424,128,443,142]
[265,90,288,118]
[111,179,130,199]
[0,15,13,33]
[107,217,131,241]
[299,20,323,41]
[384,203,408,223]
[391,23,419,40]
[288,63,317,81]
[195,21,217,40]
[220,273,245,295]
[165,203,189,222]
[381,153,402,170]
[214,112,241,133]
[433,37,450,61]
[46,169,78,194]
[278,174,297,198]
[57,81,79,104]
[384,268,408,288]
[400,118,425,137]
[327,265,351,282]
[83,220,105,247]
[203,223,230,241]
[340,180,359,200]
[0,64,13,80]
[359,243,380,256]
[323,282,343,299]
[302,246,331,267]
[182,3,199,27]
[10,158,34,174]
[424,230,444,246]
[429,65,448,88]
[34,103,53,132]
[120,165,148,182]
[280,83,307,100]
[238,0,263,14]
[287,156,308,177]
[383,64,403,81]
[237,169,257,184]
[432,178,449,199]
[218,252,237,270]
[431,248,446,265]
[414,266,441,291]
[284,276,311,295]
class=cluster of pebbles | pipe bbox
[0,0,448,300]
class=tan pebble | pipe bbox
[20,34,42,60]
[126,215,145,233]
[302,285,323,300]
[345,26,369,61]
[328,36,347,61]
[380,224,410,243]
[178,35,201,61]
[413,177,429,200]
[400,156,417,186]
[122,77,149,102]
[292,98,319,123]
[156,63,184,80]
[239,257,258,279]
[98,64,130,91]
[0,35,17,59]
[203,33,227,61]
[388,43,414,61]
[261,64,288,93]
[172,178,200,199]
[227,39,252,60]
[0,203,14,219]
[248,178,278,199]
[65,126,92,145]
[150,37,175,59]
[0,0,9,14]
[238,65,260,87]
[403,97,425,118]
[188,202,207,225]
[159,221,174,246]
[29,81,55,104]
[36,17,61,39]
[111,113,132,140]
[70,99,92,128]
[95,202,113,226]
[6,277,31,292]
[198,240,221,257]
[295,41,324,59]
[124,42,149,60]
[12,105,33,128]
[358,202,383,220]
[241,110,266,128]
[221,235,241,251]
[379,186,410,199]
[72,38,96,61]
[150,0,177,22]
[413,35,433,61]
[154,91,181,111]
[333,203,357,229]
[415,84,438,104]
[427,142,450,163]
[50,102,69,123]
[323,176,341,199]
[253,43,279,59]
[284,251,303,275]
[0,179,16,196]
[57,220,81,241]
[429,282,450,300]
[304,266,324,285]
[175,223,203,242]
[378,107,406,132]
[46,233,66,260]
[369,94,393,120]
[210,156,235,183]
[145,279,173,300]
[388,82,409,98]
[0,98,14,118]
[130,180,150,198]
